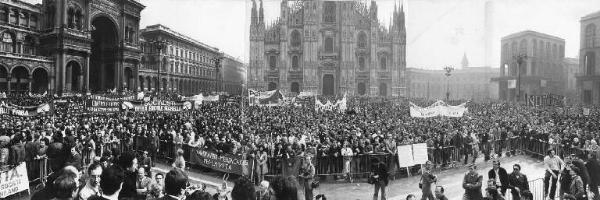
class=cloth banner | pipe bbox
[189,148,249,176]
[0,103,52,117]
[203,95,219,102]
[409,101,467,118]
[0,162,29,198]
[86,95,122,113]
[314,95,347,112]
[123,100,189,112]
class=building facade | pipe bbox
[139,24,224,96]
[248,0,407,97]
[221,54,245,95]
[407,65,498,101]
[577,11,600,105]
[0,0,144,94]
[493,31,566,101]
[564,57,579,103]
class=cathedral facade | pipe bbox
[248,0,407,97]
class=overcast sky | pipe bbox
[24,0,600,70]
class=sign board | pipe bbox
[0,163,29,198]
[397,145,414,167]
[412,143,429,165]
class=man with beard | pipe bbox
[79,163,102,200]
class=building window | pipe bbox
[9,9,17,24]
[357,32,367,49]
[291,30,301,47]
[380,57,386,70]
[2,32,14,53]
[586,24,596,48]
[519,39,527,55]
[0,8,7,23]
[324,37,333,53]
[292,55,299,70]
[269,55,277,70]
[586,52,595,75]
[358,56,365,71]
[23,35,34,55]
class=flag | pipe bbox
[121,101,134,110]
[507,79,516,89]
[36,103,50,113]
[249,89,259,97]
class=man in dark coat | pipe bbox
[508,164,530,200]
[570,154,590,193]
[586,153,600,200]
[463,163,483,200]
[488,160,509,195]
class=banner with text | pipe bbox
[0,162,30,198]
[86,95,122,113]
[123,100,190,112]
[189,148,249,176]
[409,101,467,118]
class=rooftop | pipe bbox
[582,10,600,21]
[501,30,565,42]
[141,24,219,53]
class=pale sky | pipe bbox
[24,0,600,69]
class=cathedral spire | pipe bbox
[259,0,264,25]
[462,52,469,68]
[251,0,257,26]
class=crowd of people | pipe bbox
[1,93,600,200]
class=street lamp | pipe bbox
[150,40,168,95]
[444,66,454,101]
[514,53,528,102]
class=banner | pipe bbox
[0,162,29,198]
[526,93,564,107]
[409,101,467,118]
[315,95,347,113]
[123,100,189,112]
[190,148,249,176]
[0,103,52,117]
[86,96,121,113]
[412,143,429,165]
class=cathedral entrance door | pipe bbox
[322,74,334,96]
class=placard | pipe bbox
[412,143,429,165]
[189,148,249,175]
[0,163,30,198]
[397,145,414,167]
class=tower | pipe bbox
[249,0,265,90]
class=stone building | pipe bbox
[221,54,245,95]
[407,55,498,101]
[138,24,223,96]
[0,0,144,94]
[248,0,407,97]
[493,30,566,101]
[564,57,579,102]
[577,10,600,105]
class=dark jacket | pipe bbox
[586,158,600,185]
[373,162,389,185]
[508,172,529,191]
[463,171,483,200]
[571,159,590,186]
[488,167,509,188]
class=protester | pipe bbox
[434,186,448,200]
[544,149,564,200]
[488,160,509,195]
[78,163,103,200]
[148,173,165,199]
[508,164,530,200]
[162,168,189,200]
[52,172,80,200]
[462,163,483,200]
[270,176,300,200]
[89,166,125,200]
[231,177,256,200]
[420,160,437,200]
[562,166,586,200]
[372,159,389,200]
[586,153,600,200]
[118,152,139,200]
[299,155,315,200]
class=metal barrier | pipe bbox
[503,178,544,200]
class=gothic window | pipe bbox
[586,24,596,48]
[511,41,517,56]
[170,62,174,72]
[292,55,299,70]
[324,37,333,53]
[291,30,301,47]
[323,2,336,23]
[75,10,82,30]
[2,32,15,53]
[0,7,7,23]
[380,57,386,70]
[532,39,537,57]
[269,55,277,70]
[359,56,365,71]
[358,32,367,49]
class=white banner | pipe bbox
[315,94,347,113]
[508,79,516,89]
[0,162,29,198]
[412,143,429,165]
[409,101,467,118]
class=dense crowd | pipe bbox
[1,93,600,200]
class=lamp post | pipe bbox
[444,66,454,101]
[514,53,528,102]
[150,40,167,95]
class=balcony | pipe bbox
[318,50,338,60]
[0,51,53,62]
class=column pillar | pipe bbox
[133,61,139,92]
[78,68,83,92]
[48,74,54,94]
[6,73,10,93]
[27,74,32,92]
[65,62,71,92]
[84,53,90,93]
